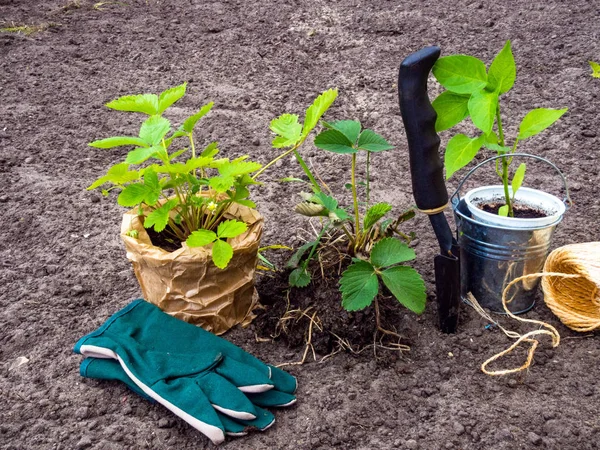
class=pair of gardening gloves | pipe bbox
[74,299,297,445]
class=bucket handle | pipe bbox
[450,153,573,209]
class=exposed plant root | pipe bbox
[275,309,323,368]
[326,331,409,362]
[372,297,410,358]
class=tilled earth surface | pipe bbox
[1,0,599,449]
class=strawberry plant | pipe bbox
[432,40,567,217]
[87,83,261,269]
[340,238,425,314]
[267,93,426,324]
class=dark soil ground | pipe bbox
[1,0,599,449]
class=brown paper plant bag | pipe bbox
[121,197,264,335]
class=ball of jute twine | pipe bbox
[541,242,600,333]
[467,242,600,376]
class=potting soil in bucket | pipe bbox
[453,198,563,314]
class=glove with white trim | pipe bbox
[80,357,283,436]
[74,299,296,444]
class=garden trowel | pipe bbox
[398,46,460,333]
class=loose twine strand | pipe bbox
[468,242,600,376]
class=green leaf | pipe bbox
[125,145,163,164]
[468,89,498,135]
[186,229,217,247]
[380,266,426,314]
[201,142,219,158]
[485,131,499,145]
[379,218,394,234]
[323,120,361,144]
[364,203,392,231]
[139,115,171,146]
[313,192,338,211]
[483,132,510,153]
[142,169,160,204]
[87,175,110,190]
[218,160,262,177]
[185,156,215,171]
[395,208,416,224]
[289,267,311,288]
[143,168,159,190]
[444,134,484,179]
[106,93,159,115]
[432,91,470,132]
[498,205,509,216]
[234,172,260,187]
[484,143,511,154]
[432,55,488,94]
[212,239,234,269]
[339,260,379,311]
[310,192,348,221]
[590,61,600,78]
[89,136,149,149]
[143,199,178,232]
[169,130,189,140]
[511,163,526,197]
[235,199,257,208]
[209,176,235,193]
[155,162,188,174]
[257,253,276,271]
[357,129,394,152]
[270,114,303,148]
[487,40,516,94]
[518,108,568,140]
[330,207,349,222]
[87,163,140,189]
[117,183,149,207]
[285,241,316,269]
[302,88,338,137]
[182,102,214,133]
[314,129,356,153]
[158,83,186,114]
[217,220,247,239]
[370,237,416,268]
[169,149,187,161]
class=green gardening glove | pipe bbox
[80,358,279,436]
[74,299,297,445]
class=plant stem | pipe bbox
[252,144,300,180]
[351,153,361,253]
[188,133,199,180]
[495,105,513,217]
[339,223,355,246]
[501,157,513,216]
[293,150,321,192]
[303,221,330,267]
[366,151,371,207]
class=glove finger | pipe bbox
[198,372,258,420]
[151,378,226,445]
[80,358,154,403]
[215,357,274,393]
[218,406,275,436]
[268,365,298,394]
[246,389,296,408]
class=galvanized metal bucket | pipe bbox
[451,154,572,314]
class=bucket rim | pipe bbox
[463,185,566,228]
[453,197,564,231]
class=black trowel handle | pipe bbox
[398,47,460,333]
[398,46,454,255]
[398,47,447,212]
